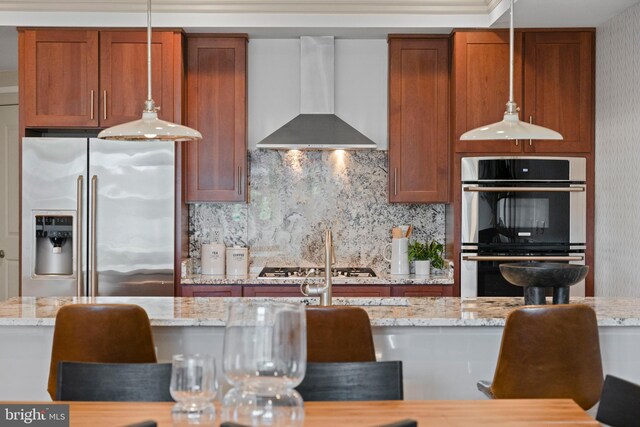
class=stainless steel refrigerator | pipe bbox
[21,138,175,297]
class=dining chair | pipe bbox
[56,362,173,402]
[296,361,403,401]
[306,306,376,362]
[477,304,603,410]
[48,304,157,400]
[595,375,640,427]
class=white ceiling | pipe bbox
[0,0,639,72]
[0,0,503,14]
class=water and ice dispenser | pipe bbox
[34,215,74,276]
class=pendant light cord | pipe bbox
[505,0,517,114]
[144,0,155,112]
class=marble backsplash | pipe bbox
[189,150,445,274]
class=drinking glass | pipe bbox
[221,301,306,426]
[170,354,217,426]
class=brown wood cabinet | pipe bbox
[523,31,594,153]
[21,29,99,128]
[391,285,453,297]
[99,31,178,127]
[388,36,449,203]
[333,286,391,297]
[19,28,182,129]
[181,285,242,297]
[242,286,301,297]
[182,284,453,298]
[452,31,523,153]
[185,36,248,202]
[452,30,594,154]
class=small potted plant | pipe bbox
[408,240,445,276]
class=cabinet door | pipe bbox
[186,37,247,202]
[523,32,594,153]
[243,286,301,297]
[181,285,242,297]
[389,37,449,203]
[391,285,453,297]
[332,286,391,297]
[21,30,99,127]
[452,31,523,153]
[100,31,176,127]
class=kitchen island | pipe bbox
[1,296,639,402]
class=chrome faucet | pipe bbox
[300,228,334,306]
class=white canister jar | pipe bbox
[201,243,226,275]
[226,246,248,276]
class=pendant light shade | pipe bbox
[460,0,562,141]
[98,0,201,142]
[98,111,202,141]
[461,111,563,140]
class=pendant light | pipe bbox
[460,0,562,141]
[98,0,201,141]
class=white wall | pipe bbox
[247,38,388,150]
[595,2,640,296]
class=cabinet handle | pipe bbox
[103,91,107,121]
[529,116,533,146]
[90,90,94,120]
[237,166,242,195]
[394,168,398,196]
[515,140,519,146]
[76,175,83,297]
[90,175,98,298]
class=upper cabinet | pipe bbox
[19,29,182,129]
[388,36,449,203]
[452,30,594,154]
[452,31,523,153]
[185,36,248,202]
[523,31,594,153]
[21,30,99,127]
[99,31,179,127]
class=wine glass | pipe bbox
[170,354,217,426]
[221,301,306,426]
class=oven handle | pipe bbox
[463,186,585,193]
[463,255,584,262]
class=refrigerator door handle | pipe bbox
[90,175,98,297]
[76,175,83,297]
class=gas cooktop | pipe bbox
[257,267,377,279]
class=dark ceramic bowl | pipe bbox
[499,262,589,288]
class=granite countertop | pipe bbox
[1,296,640,327]
[181,272,453,286]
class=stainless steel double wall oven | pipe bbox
[460,157,587,298]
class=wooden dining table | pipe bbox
[44,399,599,426]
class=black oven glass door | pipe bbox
[464,183,581,248]
[477,259,525,297]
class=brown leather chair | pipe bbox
[48,304,157,400]
[306,306,376,362]
[478,304,603,410]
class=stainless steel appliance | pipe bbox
[460,157,587,298]
[22,137,175,297]
[258,267,377,279]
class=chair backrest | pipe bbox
[48,304,157,400]
[596,375,640,427]
[306,307,376,362]
[56,362,173,402]
[491,304,603,410]
[296,361,403,401]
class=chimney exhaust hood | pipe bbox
[256,36,377,150]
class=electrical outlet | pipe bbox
[209,227,223,244]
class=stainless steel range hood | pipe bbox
[257,36,377,150]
